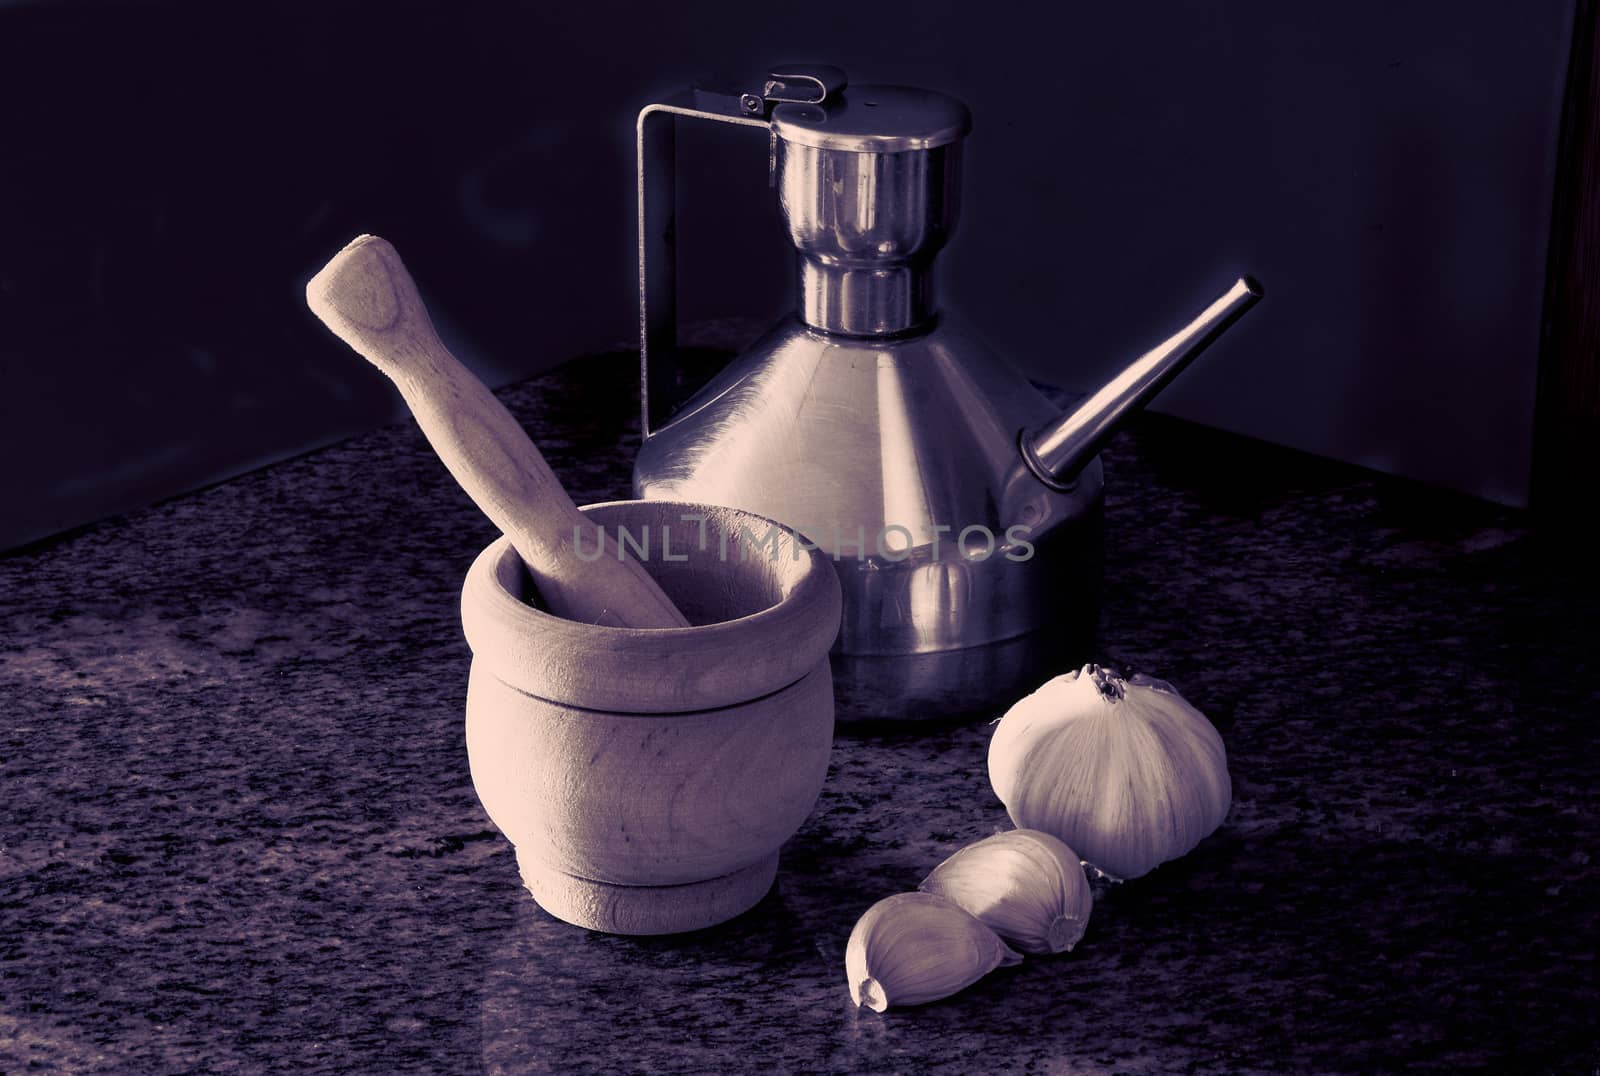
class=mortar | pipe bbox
[460,500,842,934]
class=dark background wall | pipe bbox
[0,1,1577,551]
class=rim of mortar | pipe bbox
[460,500,844,714]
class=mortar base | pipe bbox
[515,849,780,935]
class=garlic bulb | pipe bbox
[845,891,1021,1011]
[988,665,1230,880]
[919,829,1092,955]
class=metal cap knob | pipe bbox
[771,84,971,153]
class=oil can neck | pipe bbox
[773,84,968,336]
[796,259,935,335]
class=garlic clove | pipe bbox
[988,664,1231,880]
[845,891,1021,1012]
[919,829,1092,955]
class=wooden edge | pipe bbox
[460,518,844,712]
[1533,0,1600,519]
[515,849,781,935]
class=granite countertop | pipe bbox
[3,351,1598,1073]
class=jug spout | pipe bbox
[1019,276,1263,490]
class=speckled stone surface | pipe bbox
[3,351,1597,1073]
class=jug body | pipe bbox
[633,314,1104,720]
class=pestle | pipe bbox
[306,234,690,629]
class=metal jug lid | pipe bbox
[772,84,971,153]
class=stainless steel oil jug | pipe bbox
[632,65,1260,720]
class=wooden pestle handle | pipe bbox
[306,234,690,629]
